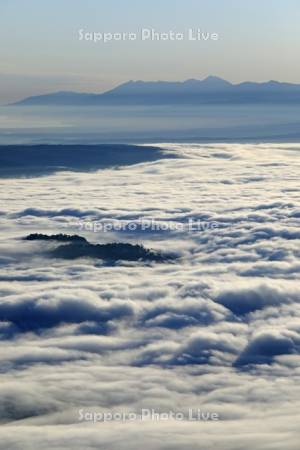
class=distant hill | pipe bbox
[24,234,170,263]
[0,144,168,177]
[13,76,300,106]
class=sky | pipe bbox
[0,0,299,103]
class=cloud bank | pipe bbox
[0,143,299,449]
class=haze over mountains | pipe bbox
[13,76,300,106]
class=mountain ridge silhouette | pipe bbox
[13,76,300,106]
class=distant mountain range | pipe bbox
[13,76,300,106]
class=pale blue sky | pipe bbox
[0,0,299,102]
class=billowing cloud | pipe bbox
[0,143,300,449]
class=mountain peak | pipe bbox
[12,77,300,106]
[201,76,232,87]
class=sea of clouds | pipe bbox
[0,143,299,449]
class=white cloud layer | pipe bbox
[0,143,300,449]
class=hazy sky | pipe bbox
[0,0,299,103]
